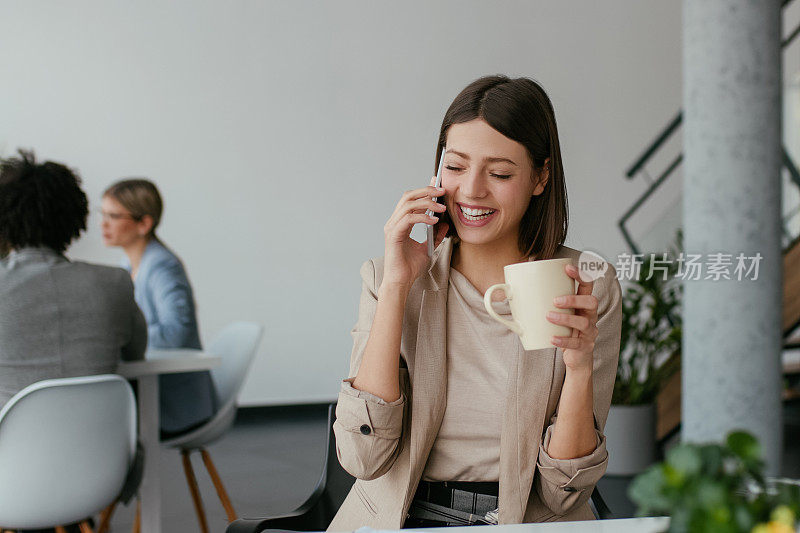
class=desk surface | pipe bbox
[116,349,220,378]
[400,517,669,532]
[117,348,222,533]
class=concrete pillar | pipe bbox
[683,0,784,475]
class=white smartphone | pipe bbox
[426,151,446,258]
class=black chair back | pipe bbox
[293,404,355,530]
[227,403,354,533]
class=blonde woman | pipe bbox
[101,179,217,436]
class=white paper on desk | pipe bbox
[354,527,400,533]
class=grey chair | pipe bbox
[0,375,137,532]
[163,322,264,532]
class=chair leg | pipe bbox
[97,499,118,533]
[132,498,140,533]
[181,450,210,533]
[199,448,237,522]
[79,521,95,533]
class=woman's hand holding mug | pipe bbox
[547,264,600,373]
[382,181,449,292]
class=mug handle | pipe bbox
[483,283,523,336]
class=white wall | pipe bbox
[0,0,682,405]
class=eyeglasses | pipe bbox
[98,210,141,222]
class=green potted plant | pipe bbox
[629,430,800,532]
[606,230,683,475]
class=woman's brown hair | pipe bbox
[103,178,163,239]
[435,75,568,261]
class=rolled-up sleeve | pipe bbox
[333,259,408,481]
[534,262,621,515]
[334,378,406,480]
[535,419,608,514]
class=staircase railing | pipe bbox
[630,0,800,444]
[619,0,800,256]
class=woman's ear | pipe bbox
[137,215,155,237]
[532,157,551,197]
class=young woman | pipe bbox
[101,179,217,437]
[329,76,622,530]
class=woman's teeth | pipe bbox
[460,205,496,220]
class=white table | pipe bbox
[117,349,221,533]
[404,517,670,532]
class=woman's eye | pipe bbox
[445,165,463,172]
[490,173,512,179]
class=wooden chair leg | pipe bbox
[97,499,118,533]
[200,448,237,522]
[181,450,209,533]
[79,521,95,533]
[132,498,140,533]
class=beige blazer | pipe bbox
[329,236,622,531]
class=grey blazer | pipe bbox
[0,247,147,409]
[329,236,622,530]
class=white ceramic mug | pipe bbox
[483,258,576,350]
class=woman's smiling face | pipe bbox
[442,118,548,248]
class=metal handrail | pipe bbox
[625,0,797,183]
[784,21,800,47]
[620,0,800,254]
[618,154,683,254]
[625,112,683,179]
[620,146,800,255]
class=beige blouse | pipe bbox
[421,267,520,482]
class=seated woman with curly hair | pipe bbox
[0,149,147,409]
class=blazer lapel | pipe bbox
[407,238,454,494]
[408,288,447,473]
[498,344,557,523]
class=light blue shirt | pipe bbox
[123,239,217,433]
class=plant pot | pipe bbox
[604,403,657,475]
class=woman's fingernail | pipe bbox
[551,337,562,345]
[554,296,566,304]
[547,311,559,319]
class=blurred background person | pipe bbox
[101,178,217,437]
[0,149,146,409]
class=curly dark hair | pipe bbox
[0,149,89,254]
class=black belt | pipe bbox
[405,481,499,528]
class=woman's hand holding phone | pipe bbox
[382,180,448,292]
